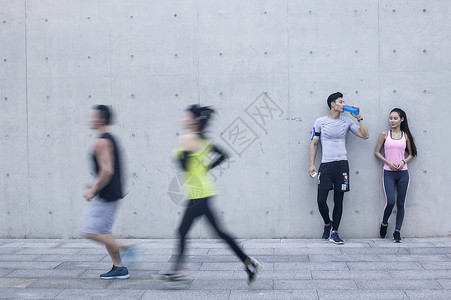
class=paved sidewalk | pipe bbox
[0,237,450,299]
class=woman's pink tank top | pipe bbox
[383,130,407,171]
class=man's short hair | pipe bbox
[94,105,112,125]
[327,92,343,109]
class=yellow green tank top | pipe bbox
[174,143,216,199]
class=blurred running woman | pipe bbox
[161,104,261,285]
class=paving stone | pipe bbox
[0,242,62,248]
[256,255,309,263]
[368,241,436,248]
[238,270,312,280]
[0,287,63,299]
[407,248,451,255]
[340,247,410,255]
[355,279,443,290]
[199,262,271,271]
[0,248,20,254]
[312,270,389,279]
[230,290,318,300]
[169,254,238,263]
[17,248,81,255]
[0,261,61,269]
[347,261,423,271]
[189,278,273,290]
[275,279,357,290]
[36,254,106,262]
[208,248,275,255]
[107,278,164,289]
[378,254,450,262]
[275,247,342,255]
[437,279,451,289]
[274,262,348,271]
[309,254,380,262]
[404,290,451,299]
[7,269,85,278]
[27,278,110,289]
[0,278,37,288]
[0,269,15,277]
[0,255,40,262]
[141,290,230,300]
[318,289,408,299]
[389,270,451,279]
[54,288,146,300]
[421,262,451,270]
[101,254,170,263]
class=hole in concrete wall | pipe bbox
[130,55,134,59]
[393,90,397,93]
[309,50,313,54]
[88,56,91,59]
[88,95,92,99]
[221,211,225,215]
[177,212,181,215]
[173,13,177,17]
[2,20,6,24]
[46,95,50,100]
[174,53,178,58]
[355,50,359,54]
[264,51,268,55]
[3,58,7,62]
[266,171,270,175]
[44,19,48,22]
[423,49,427,53]
[176,132,180,136]
[130,16,134,19]
[310,91,313,94]
[266,211,270,215]
[47,134,50,138]
[354,10,358,13]
[6,173,9,177]
[175,93,179,97]
[355,91,359,94]
[131,133,135,137]
[392,9,396,13]
[133,212,137,215]
[87,17,91,20]
[308,10,312,14]
[423,9,427,13]
[393,50,397,53]
[49,211,53,215]
[130,94,135,99]
[310,211,314,215]
[44,57,48,61]
[355,171,359,174]
[4,97,8,101]
[423,90,427,93]
[219,52,223,56]
[264,11,268,15]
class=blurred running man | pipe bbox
[309,92,369,244]
[81,105,134,279]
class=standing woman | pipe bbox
[374,108,417,242]
[162,104,261,284]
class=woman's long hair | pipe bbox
[187,104,215,138]
[391,108,417,157]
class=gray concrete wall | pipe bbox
[1,0,450,238]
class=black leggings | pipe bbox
[382,170,410,230]
[317,189,344,231]
[173,197,248,271]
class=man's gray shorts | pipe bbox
[81,197,120,235]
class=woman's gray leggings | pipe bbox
[382,170,410,230]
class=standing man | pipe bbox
[81,105,128,279]
[309,92,369,244]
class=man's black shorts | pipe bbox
[318,160,350,192]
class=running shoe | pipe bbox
[100,265,129,279]
[393,231,401,243]
[322,223,332,240]
[329,232,344,245]
[380,224,388,238]
[245,257,261,285]
[121,244,142,265]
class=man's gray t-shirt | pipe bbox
[313,116,360,163]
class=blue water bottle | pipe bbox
[343,105,360,115]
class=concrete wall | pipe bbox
[1,0,450,238]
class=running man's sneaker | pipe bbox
[245,257,261,285]
[393,231,401,243]
[121,244,142,265]
[380,224,388,238]
[329,232,344,245]
[100,265,129,279]
[322,223,332,240]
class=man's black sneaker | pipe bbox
[380,224,388,238]
[393,231,401,243]
[245,257,261,285]
[322,223,332,240]
[100,265,129,279]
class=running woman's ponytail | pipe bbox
[187,104,216,138]
[391,108,417,157]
